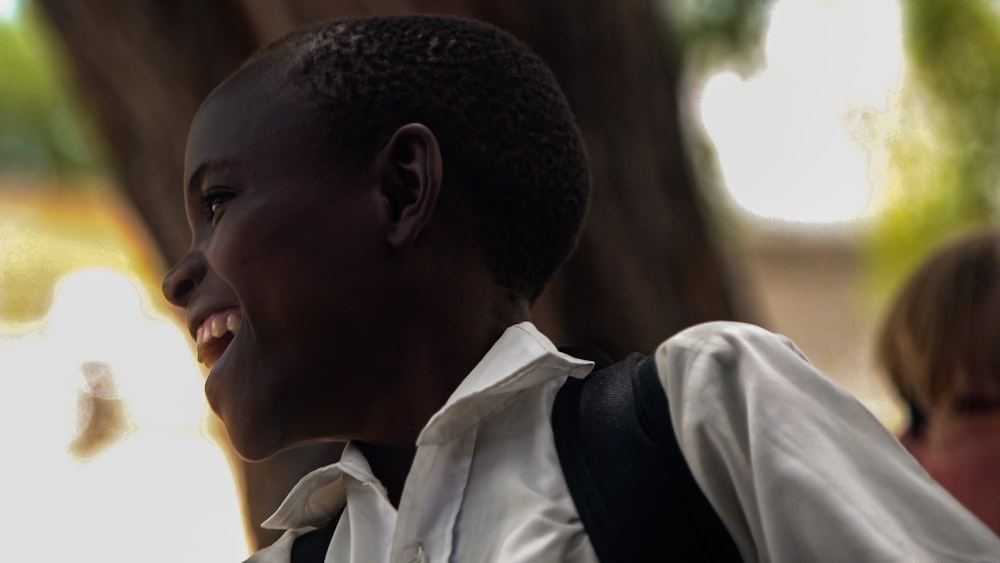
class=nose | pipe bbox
[162,250,207,308]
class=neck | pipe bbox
[350,270,529,505]
[355,441,417,508]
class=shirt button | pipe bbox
[411,544,428,563]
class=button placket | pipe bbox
[391,428,478,562]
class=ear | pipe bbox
[375,123,443,248]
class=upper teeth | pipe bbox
[196,308,242,346]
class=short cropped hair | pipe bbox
[250,14,590,301]
[876,228,1000,417]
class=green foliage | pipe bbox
[865,0,1000,304]
[664,0,773,72]
[0,5,101,179]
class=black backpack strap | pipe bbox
[552,352,742,562]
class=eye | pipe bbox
[200,187,234,221]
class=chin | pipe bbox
[232,443,281,463]
[208,384,287,462]
[203,347,283,460]
[223,417,287,462]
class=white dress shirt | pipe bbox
[246,321,1000,562]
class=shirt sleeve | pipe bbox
[655,321,1000,563]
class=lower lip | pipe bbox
[199,332,235,368]
[203,330,238,413]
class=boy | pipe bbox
[162,14,1000,562]
[877,228,1000,535]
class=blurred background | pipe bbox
[1,0,997,559]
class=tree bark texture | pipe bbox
[37,0,747,550]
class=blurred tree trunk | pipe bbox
[38,0,748,550]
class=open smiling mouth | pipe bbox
[196,307,242,368]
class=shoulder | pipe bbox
[654,321,819,390]
[656,321,805,366]
[651,325,1000,561]
[652,321,867,429]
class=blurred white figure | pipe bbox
[698,0,904,224]
[0,267,247,561]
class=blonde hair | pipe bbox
[876,228,1000,416]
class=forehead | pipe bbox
[184,57,325,189]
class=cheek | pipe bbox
[208,197,322,271]
[206,199,386,325]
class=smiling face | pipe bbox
[162,57,397,460]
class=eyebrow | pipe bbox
[186,159,239,199]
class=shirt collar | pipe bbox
[417,321,593,445]
[258,322,593,530]
[261,442,382,530]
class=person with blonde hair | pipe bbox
[877,227,1000,535]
